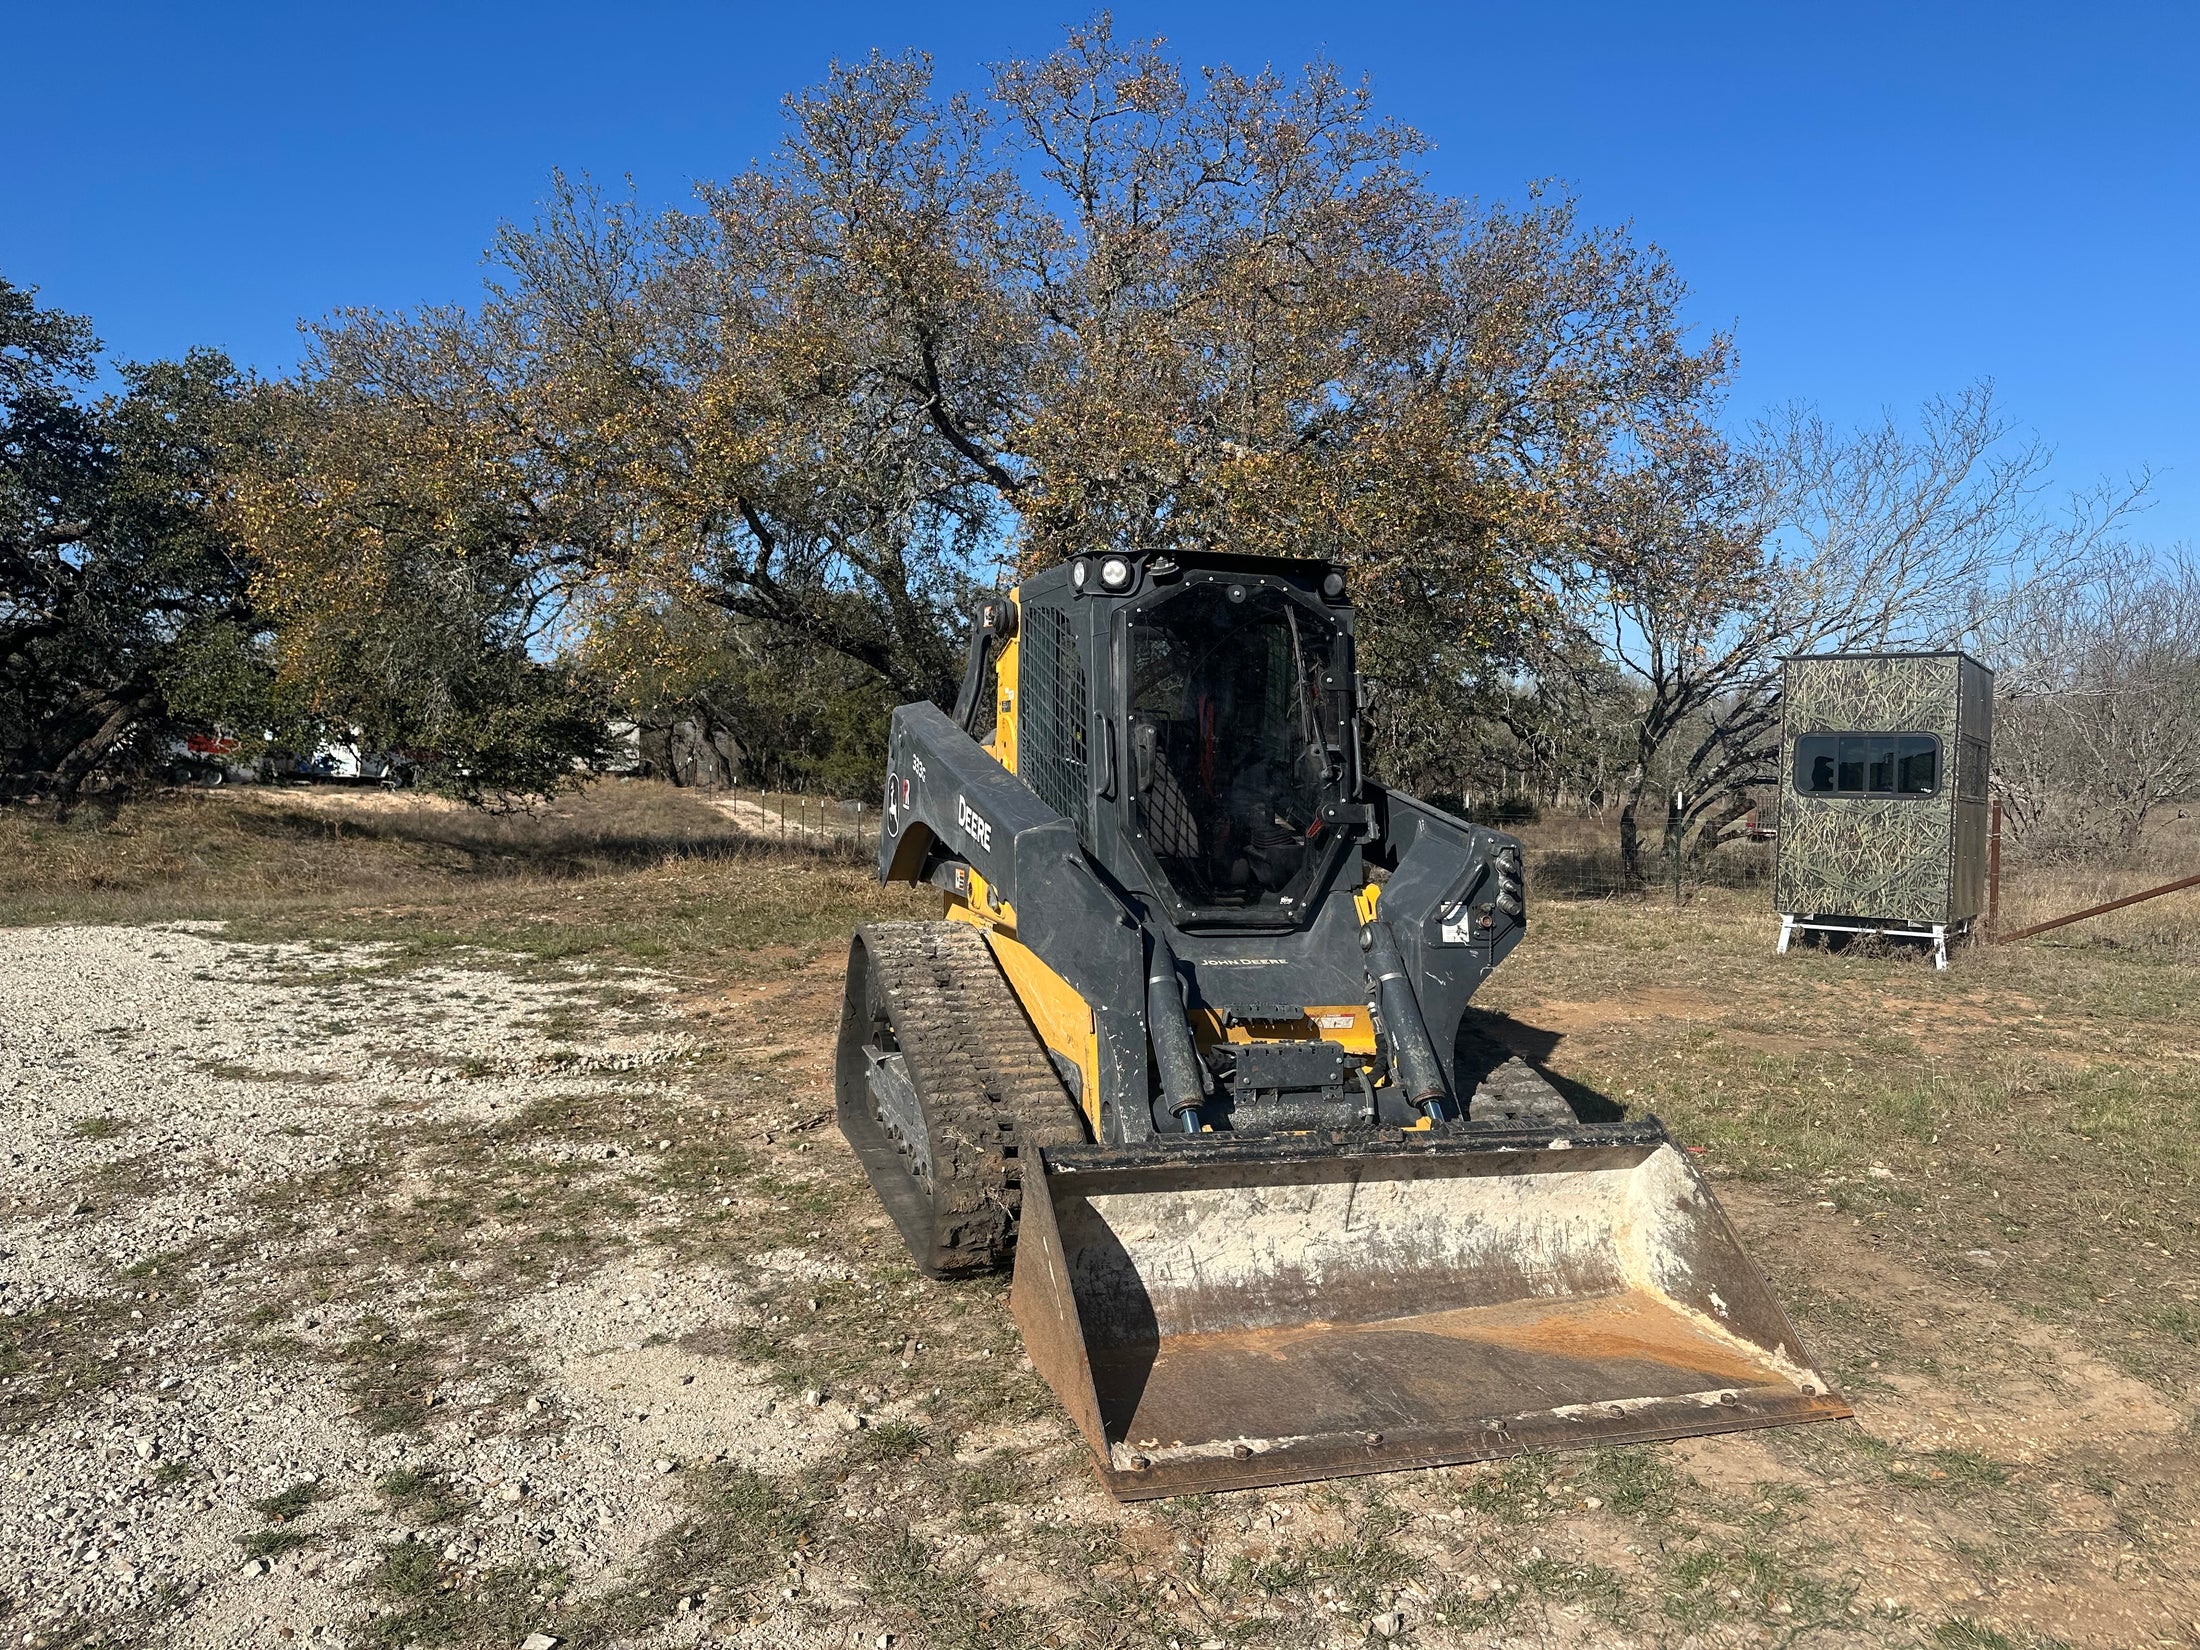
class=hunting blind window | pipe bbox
[1792,733,1941,798]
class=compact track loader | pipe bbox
[836,552,1846,1499]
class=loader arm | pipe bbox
[878,699,1154,1140]
[1365,785,1529,1103]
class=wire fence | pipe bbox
[1501,810,1775,903]
[689,785,1784,898]
[695,786,878,860]
[1986,844,2200,964]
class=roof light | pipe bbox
[1099,556,1133,590]
[1071,560,1089,591]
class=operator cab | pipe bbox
[978,553,1365,932]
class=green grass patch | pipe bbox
[356,1540,567,1650]
[1934,1618,2074,1650]
[1451,1451,1556,1523]
[1656,1540,1845,1632]
[1888,1448,2015,1494]
[376,1467,469,1524]
[239,1526,319,1561]
[1220,1490,1420,1619]
[1518,1553,1630,1616]
[253,1479,328,1522]
[1579,1444,1683,1520]
[844,1419,930,1466]
[856,1528,1037,1650]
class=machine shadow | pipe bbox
[1456,1008,1627,1123]
[1070,1215,1163,1444]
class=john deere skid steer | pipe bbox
[835,552,1846,1499]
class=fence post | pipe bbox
[1987,795,2002,933]
[1668,789,1686,907]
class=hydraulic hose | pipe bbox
[1361,918,1451,1120]
[1146,936,1208,1133]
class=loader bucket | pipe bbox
[1011,1123,1848,1500]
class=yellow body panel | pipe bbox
[954,589,1105,1126]
[943,865,1015,928]
[987,591,1021,774]
[1188,1006,1377,1058]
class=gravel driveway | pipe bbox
[0,924,860,1650]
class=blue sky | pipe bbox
[8,2,2195,542]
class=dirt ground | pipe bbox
[1,786,2195,1650]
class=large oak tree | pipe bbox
[251,19,1739,780]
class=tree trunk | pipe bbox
[50,692,154,820]
[1616,775,1650,889]
[2119,798,2152,853]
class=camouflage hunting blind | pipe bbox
[1774,651,1993,969]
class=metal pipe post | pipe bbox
[1988,795,2002,932]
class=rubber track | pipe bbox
[861,922,1086,1276]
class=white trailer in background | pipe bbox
[264,731,414,786]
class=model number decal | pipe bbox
[956,795,993,851]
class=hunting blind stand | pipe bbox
[1774,651,1994,970]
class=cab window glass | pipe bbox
[1126,583,1344,912]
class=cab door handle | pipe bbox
[1096,715,1117,800]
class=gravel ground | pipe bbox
[0,925,863,1650]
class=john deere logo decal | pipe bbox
[956,795,994,851]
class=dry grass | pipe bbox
[0,781,924,979]
[1992,811,2200,962]
[1512,803,2200,960]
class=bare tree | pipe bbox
[1984,547,2200,856]
[1571,384,2136,883]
